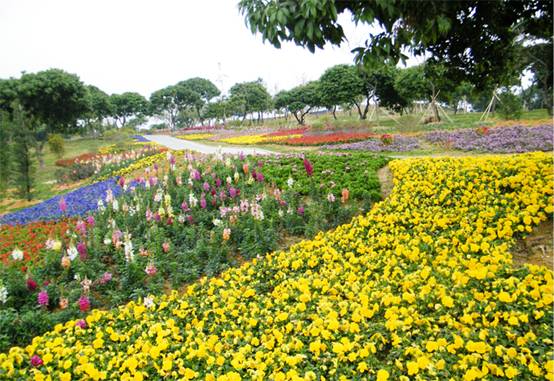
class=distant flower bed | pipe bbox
[282,132,375,146]
[176,133,214,140]
[132,135,150,142]
[323,135,421,152]
[264,127,309,137]
[425,124,553,153]
[0,179,124,226]
[218,133,302,145]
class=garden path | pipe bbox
[143,135,274,155]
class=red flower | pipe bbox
[303,158,313,177]
[78,296,90,312]
[27,278,37,291]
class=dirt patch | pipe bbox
[377,165,394,199]
[511,219,553,269]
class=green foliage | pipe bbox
[239,0,552,90]
[47,134,65,158]
[10,107,35,201]
[0,79,19,114]
[319,64,363,113]
[86,85,112,122]
[17,69,90,133]
[497,91,523,120]
[228,79,272,120]
[277,81,322,125]
[150,84,202,129]
[0,113,11,193]
[110,92,149,128]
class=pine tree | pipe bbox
[11,107,35,201]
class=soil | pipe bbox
[511,219,553,269]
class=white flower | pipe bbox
[124,234,134,263]
[327,193,336,203]
[278,210,284,217]
[189,193,198,208]
[105,189,114,203]
[97,199,105,211]
[287,177,294,188]
[212,218,222,227]
[103,238,111,245]
[67,246,78,261]
[178,215,186,223]
[11,248,23,261]
[143,296,155,308]
[112,199,119,211]
[154,189,163,202]
[234,172,240,182]
[226,176,232,185]
[0,285,8,304]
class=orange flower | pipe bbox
[242,163,249,174]
[341,188,350,203]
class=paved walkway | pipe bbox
[143,135,274,155]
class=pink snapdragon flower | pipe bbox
[59,197,67,213]
[38,290,49,307]
[30,355,43,367]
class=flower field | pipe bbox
[176,134,215,141]
[424,124,553,153]
[0,151,551,380]
[323,135,420,152]
[0,151,387,351]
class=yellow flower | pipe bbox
[376,369,389,381]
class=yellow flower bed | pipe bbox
[176,134,214,141]
[219,134,302,145]
[96,151,172,180]
[2,152,553,380]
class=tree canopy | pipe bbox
[109,92,149,128]
[239,0,553,91]
[228,80,272,121]
[278,81,322,125]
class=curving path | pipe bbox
[143,135,274,155]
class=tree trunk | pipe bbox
[332,106,337,119]
[36,140,46,168]
[431,86,440,122]
[354,102,363,119]
[292,112,302,125]
[361,97,371,119]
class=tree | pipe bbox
[319,65,364,119]
[523,42,553,114]
[109,92,149,128]
[281,81,322,125]
[239,1,552,91]
[150,85,201,129]
[204,99,229,124]
[10,106,35,201]
[86,85,112,124]
[372,66,408,114]
[177,78,220,123]
[17,69,89,166]
[0,79,19,114]
[228,80,272,123]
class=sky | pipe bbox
[0,0,420,97]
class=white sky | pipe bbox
[0,0,423,97]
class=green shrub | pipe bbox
[47,133,65,158]
[497,91,523,120]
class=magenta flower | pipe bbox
[297,206,305,216]
[30,355,43,367]
[75,219,87,235]
[38,290,49,307]
[303,158,313,177]
[239,151,245,160]
[59,197,67,213]
[181,201,189,212]
[75,319,87,329]
[118,177,126,188]
[86,215,95,227]
[27,278,37,291]
[192,169,201,181]
[200,197,207,209]
[77,242,88,260]
[256,172,264,182]
[215,178,222,187]
[229,187,237,198]
[78,296,90,312]
[100,272,112,284]
[203,182,210,192]
[149,176,158,187]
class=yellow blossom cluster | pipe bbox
[176,134,214,141]
[218,134,302,145]
[96,151,176,181]
[1,152,552,381]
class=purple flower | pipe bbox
[297,206,305,215]
[149,176,158,187]
[75,319,87,329]
[215,178,222,187]
[256,172,264,182]
[30,355,43,367]
[38,290,49,306]
[181,201,189,212]
[203,182,211,192]
[323,135,420,152]
[229,187,237,198]
[192,169,201,181]
[200,197,207,209]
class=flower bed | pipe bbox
[282,131,374,146]
[424,124,553,153]
[0,220,73,265]
[0,180,124,226]
[323,135,420,152]
[0,152,387,351]
[1,152,551,380]
[132,135,150,143]
[176,133,214,141]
